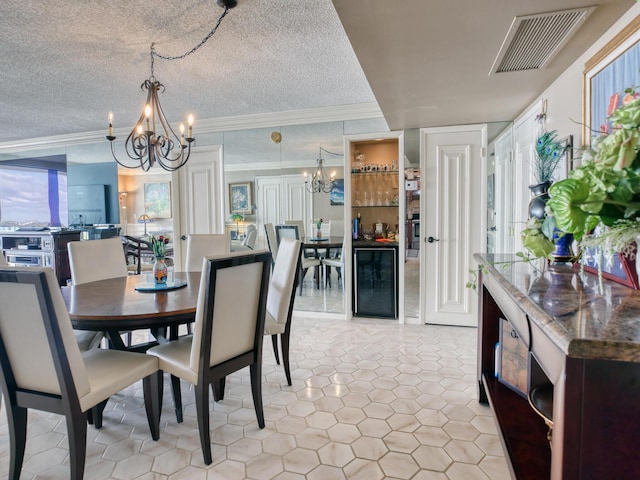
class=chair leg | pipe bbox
[7,404,27,480]
[212,377,226,402]
[194,383,212,465]
[170,374,183,423]
[91,399,108,429]
[66,408,88,480]
[298,268,308,295]
[250,363,265,428]
[143,371,162,441]
[271,335,280,364]
[281,331,292,386]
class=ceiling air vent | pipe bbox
[489,6,595,75]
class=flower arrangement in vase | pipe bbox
[522,130,573,262]
[526,84,640,279]
[150,234,170,284]
[314,218,323,238]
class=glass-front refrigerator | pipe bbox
[353,247,398,318]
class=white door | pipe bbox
[420,125,486,327]
[282,174,313,234]
[494,127,514,254]
[256,176,282,246]
[256,175,312,245]
[175,146,224,270]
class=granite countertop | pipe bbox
[353,239,399,247]
[474,253,640,363]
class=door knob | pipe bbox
[426,236,439,243]
[181,235,187,241]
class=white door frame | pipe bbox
[419,124,487,327]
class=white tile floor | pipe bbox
[0,318,510,480]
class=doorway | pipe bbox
[420,125,486,327]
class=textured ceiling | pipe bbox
[333,0,635,130]
[0,0,375,144]
[0,0,636,147]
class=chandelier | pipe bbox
[107,0,237,172]
[305,147,342,193]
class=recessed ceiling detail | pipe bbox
[490,6,596,74]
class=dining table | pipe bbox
[299,236,343,290]
[62,271,201,423]
[61,271,201,352]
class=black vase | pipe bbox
[528,181,552,220]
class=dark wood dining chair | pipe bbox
[147,250,271,465]
[0,266,161,480]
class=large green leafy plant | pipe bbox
[540,86,640,256]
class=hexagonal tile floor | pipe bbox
[0,318,511,479]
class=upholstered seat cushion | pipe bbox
[79,349,159,411]
[74,331,103,352]
[263,312,286,336]
[147,336,197,385]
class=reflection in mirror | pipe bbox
[404,128,420,319]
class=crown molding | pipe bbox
[0,103,383,155]
[225,158,344,172]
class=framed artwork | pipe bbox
[580,246,639,290]
[584,17,640,146]
[229,182,253,213]
[144,182,171,218]
[330,179,344,206]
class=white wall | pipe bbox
[515,5,640,149]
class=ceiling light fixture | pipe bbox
[305,147,341,194]
[107,0,237,172]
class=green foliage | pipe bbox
[532,130,570,184]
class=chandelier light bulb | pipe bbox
[105,0,235,171]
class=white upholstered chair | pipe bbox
[284,220,306,237]
[0,251,6,266]
[242,224,257,249]
[68,237,128,351]
[0,266,161,480]
[264,223,279,264]
[147,250,271,465]
[264,237,301,386]
[67,237,128,285]
[185,234,231,272]
[275,224,321,294]
[322,242,345,288]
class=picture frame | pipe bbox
[144,182,171,218]
[583,17,640,146]
[229,182,253,213]
[330,179,344,206]
[580,246,639,290]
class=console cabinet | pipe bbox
[1,230,81,286]
[476,254,640,480]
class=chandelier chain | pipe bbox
[150,4,229,78]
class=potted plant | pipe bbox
[521,131,572,261]
[537,85,640,269]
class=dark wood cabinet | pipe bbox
[1,230,80,286]
[476,255,640,480]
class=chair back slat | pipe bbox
[0,267,89,403]
[264,223,279,260]
[267,238,301,325]
[68,237,128,285]
[185,234,231,272]
[189,251,271,372]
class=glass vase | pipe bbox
[153,257,168,285]
[316,228,322,239]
